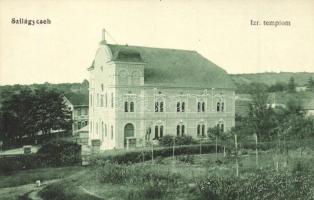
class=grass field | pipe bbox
[1,148,314,200]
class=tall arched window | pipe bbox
[130,102,134,112]
[160,102,164,112]
[202,102,205,112]
[155,102,159,112]
[105,124,107,137]
[125,102,128,112]
[197,102,201,112]
[105,93,108,107]
[181,125,185,136]
[217,102,220,112]
[197,125,201,136]
[181,102,185,112]
[177,125,180,136]
[160,126,163,138]
[202,125,205,137]
[221,102,224,112]
[101,122,104,141]
[155,126,158,139]
[111,125,114,140]
[177,102,181,112]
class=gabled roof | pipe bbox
[106,44,235,89]
[64,92,88,106]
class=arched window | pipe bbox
[181,125,185,136]
[100,95,104,107]
[160,126,163,138]
[202,125,205,137]
[155,126,158,139]
[124,102,128,112]
[155,102,159,112]
[221,102,224,112]
[181,102,185,112]
[101,122,104,141]
[130,102,134,112]
[160,102,164,112]
[177,102,181,112]
[197,102,201,112]
[111,125,114,140]
[217,102,220,112]
[177,125,180,136]
[197,125,201,136]
[111,93,114,108]
[105,93,107,107]
[105,124,107,137]
[202,102,205,112]
[101,84,104,92]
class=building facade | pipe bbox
[64,96,89,135]
[88,31,235,150]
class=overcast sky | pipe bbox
[0,0,313,85]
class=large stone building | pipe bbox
[88,30,235,150]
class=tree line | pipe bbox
[0,86,72,143]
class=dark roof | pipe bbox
[64,92,88,106]
[107,44,235,88]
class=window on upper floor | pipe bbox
[197,102,201,112]
[101,122,104,141]
[100,95,104,107]
[111,93,114,108]
[125,102,128,112]
[105,93,108,107]
[155,101,164,112]
[202,102,205,112]
[202,124,205,137]
[177,102,185,112]
[217,100,225,112]
[101,84,104,92]
[130,102,134,112]
[97,94,100,107]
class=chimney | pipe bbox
[101,29,106,43]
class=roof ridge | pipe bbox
[107,43,197,53]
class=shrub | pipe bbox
[159,135,195,146]
[89,144,222,165]
[37,140,81,166]
[97,162,180,185]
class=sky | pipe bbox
[0,0,314,85]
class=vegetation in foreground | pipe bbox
[37,150,314,200]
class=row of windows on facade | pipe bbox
[150,123,225,139]
[90,93,114,108]
[90,122,114,141]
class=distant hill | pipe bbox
[231,72,314,86]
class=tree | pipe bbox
[34,87,72,135]
[208,126,222,160]
[288,77,296,93]
[0,87,72,144]
[248,83,277,140]
[307,77,314,90]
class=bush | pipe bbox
[198,170,314,200]
[37,140,81,166]
[97,162,179,185]
[89,144,222,165]
[159,135,195,146]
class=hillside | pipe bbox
[231,72,314,86]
